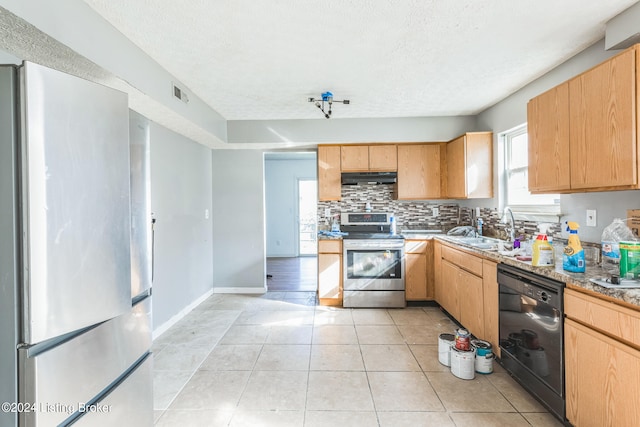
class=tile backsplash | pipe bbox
[317,183,562,240]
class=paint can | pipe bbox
[471,339,494,374]
[455,328,470,351]
[438,333,455,366]
[450,346,476,380]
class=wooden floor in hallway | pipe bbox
[267,256,317,292]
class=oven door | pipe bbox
[343,240,404,291]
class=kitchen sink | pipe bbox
[448,236,509,250]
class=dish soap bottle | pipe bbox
[563,221,585,273]
[532,224,555,267]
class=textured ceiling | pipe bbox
[83,0,637,121]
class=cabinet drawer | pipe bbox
[565,288,640,349]
[441,245,483,276]
[405,240,427,254]
[318,239,342,253]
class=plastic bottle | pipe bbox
[477,218,483,236]
[563,221,585,273]
[532,224,554,267]
[389,215,396,235]
[601,219,635,275]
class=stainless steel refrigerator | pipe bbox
[0,62,153,426]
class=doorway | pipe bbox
[298,178,317,256]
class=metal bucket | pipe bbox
[438,333,455,366]
[471,339,494,374]
[450,346,476,380]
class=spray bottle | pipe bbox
[532,224,554,267]
[563,221,585,273]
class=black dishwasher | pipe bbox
[497,263,565,421]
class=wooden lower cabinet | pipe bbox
[405,253,427,300]
[317,240,342,306]
[565,318,640,427]
[482,260,500,357]
[404,239,433,301]
[458,268,484,339]
[435,243,496,343]
[564,287,640,426]
[439,260,460,319]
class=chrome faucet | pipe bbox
[502,206,516,242]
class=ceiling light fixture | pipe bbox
[308,91,350,119]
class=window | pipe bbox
[501,124,560,216]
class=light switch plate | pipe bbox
[586,209,597,227]
[432,207,439,217]
[324,208,331,218]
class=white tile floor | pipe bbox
[152,292,564,426]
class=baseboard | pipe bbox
[213,285,267,294]
[152,288,214,340]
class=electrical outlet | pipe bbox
[432,207,439,217]
[324,208,331,218]
[475,207,481,217]
[586,209,597,227]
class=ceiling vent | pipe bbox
[172,83,189,103]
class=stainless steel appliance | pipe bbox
[498,263,565,421]
[341,212,405,308]
[0,62,153,426]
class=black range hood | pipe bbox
[341,171,397,185]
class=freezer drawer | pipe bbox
[72,354,153,427]
[20,62,131,344]
[19,298,151,426]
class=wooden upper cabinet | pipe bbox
[527,44,640,194]
[446,135,466,198]
[569,47,637,190]
[396,144,442,200]
[445,132,493,199]
[527,82,571,193]
[318,145,341,201]
[341,144,397,172]
[368,145,397,171]
[340,145,369,171]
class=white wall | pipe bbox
[150,122,214,330]
[0,0,227,146]
[265,154,317,257]
[474,39,640,243]
[211,150,266,292]
[228,116,479,144]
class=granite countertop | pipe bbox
[435,236,640,309]
[316,231,640,308]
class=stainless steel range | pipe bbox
[341,212,405,308]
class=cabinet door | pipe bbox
[482,260,499,357]
[340,146,369,171]
[318,146,341,201]
[318,253,342,305]
[405,253,427,300]
[446,135,466,198]
[439,260,459,319]
[527,83,571,193]
[458,269,484,338]
[565,319,640,427]
[368,145,397,171]
[569,48,637,190]
[465,132,493,198]
[397,144,441,199]
[433,241,442,302]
